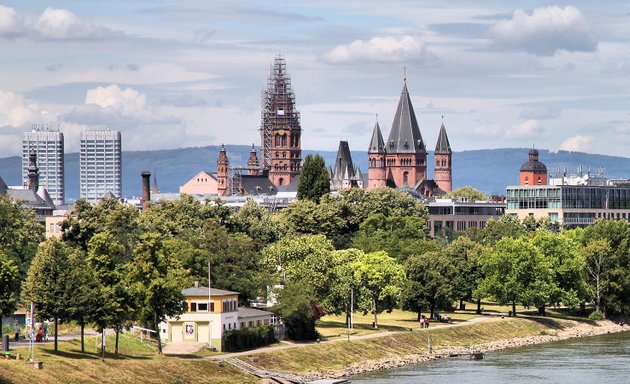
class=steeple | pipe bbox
[27,153,39,192]
[247,143,259,175]
[387,81,425,154]
[435,120,452,154]
[368,120,386,154]
[217,144,229,196]
[151,172,160,194]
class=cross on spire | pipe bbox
[403,66,407,83]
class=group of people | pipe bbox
[421,315,430,329]
[13,321,48,342]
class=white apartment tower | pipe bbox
[80,130,122,202]
[22,126,65,206]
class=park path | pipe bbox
[205,315,496,360]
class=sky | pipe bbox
[1,0,630,158]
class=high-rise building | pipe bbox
[80,130,122,202]
[22,126,65,206]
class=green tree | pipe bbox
[66,248,99,353]
[402,250,455,320]
[327,249,367,323]
[469,215,526,246]
[233,199,280,250]
[0,250,20,340]
[126,233,190,354]
[272,283,323,341]
[353,251,405,328]
[582,239,612,315]
[446,186,488,202]
[22,239,74,352]
[445,237,485,311]
[297,154,330,203]
[0,195,44,280]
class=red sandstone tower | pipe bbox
[434,121,452,193]
[367,120,387,190]
[260,55,302,187]
[520,149,547,186]
[217,144,229,196]
[247,144,260,175]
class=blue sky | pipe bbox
[1,1,630,158]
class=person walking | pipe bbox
[424,317,430,329]
[14,322,20,342]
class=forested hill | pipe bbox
[1,146,630,201]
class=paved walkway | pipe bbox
[163,342,207,355]
[3,333,98,349]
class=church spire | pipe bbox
[435,118,452,154]
[368,120,386,154]
[387,80,425,154]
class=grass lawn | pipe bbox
[317,309,481,339]
[0,333,256,384]
[253,316,573,374]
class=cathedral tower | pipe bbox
[247,144,259,175]
[367,120,387,190]
[519,149,547,186]
[260,55,302,186]
[434,120,452,193]
[384,78,427,187]
[217,144,229,196]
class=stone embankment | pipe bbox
[302,319,628,381]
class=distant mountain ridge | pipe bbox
[1,146,629,201]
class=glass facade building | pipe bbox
[22,129,64,206]
[80,130,122,202]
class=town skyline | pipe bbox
[1,1,630,157]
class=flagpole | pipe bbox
[208,260,212,349]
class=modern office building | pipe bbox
[426,198,506,236]
[506,150,630,227]
[22,127,64,206]
[80,130,122,202]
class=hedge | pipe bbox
[222,325,277,352]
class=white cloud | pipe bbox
[33,7,117,40]
[0,5,22,38]
[488,6,597,56]
[559,135,592,152]
[505,119,542,139]
[85,85,147,115]
[322,35,440,64]
[0,91,49,128]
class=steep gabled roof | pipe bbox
[368,121,386,153]
[333,141,355,181]
[386,82,426,154]
[435,122,452,154]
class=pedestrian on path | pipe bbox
[14,322,20,341]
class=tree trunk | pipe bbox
[101,329,105,361]
[538,305,546,316]
[476,298,481,314]
[115,327,119,355]
[512,301,516,317]
[0,317,3,341]
[417,310,422,322]
[459,299,464,310]
[54,318,58,352]
[595,275,601,313]
[430,304,435,320]
[372,295,378,329]
[579,302,586,316]
[80,318,85,353]
[154,312,162,354]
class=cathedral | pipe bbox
[367,77,452,197]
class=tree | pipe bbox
[262,235,336,310]
[272,283,323,341]
[0,251,20,340]
[582,239,612,315]
[445,237,485,311]
[327,249,367,324]
[447,186,487,202]
[297,154,330,202]
[402,251,455,320]
[233,199,280,250]
[469,215,526,246]
[22,239,74,352]
[66,248,99,353]
[126,233,190,354]
[353,251,405,328]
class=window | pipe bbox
[190,302,197,312]
[197,303,208,312]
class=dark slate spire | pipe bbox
[333,141,355,180]
[27,153,39,192]
[435,121,452,154]
[387,82,426,154]
[368,121,386,153]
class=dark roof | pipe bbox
[368,121,386,153]
[435,123,452,154]
[182,286,239,297]
[520,161,547,171]
[386,82,426,154]
[240,175,277,195]
[277,174,300,193]
[7,187,55,211]
[0,176,7,195]
[333,141,355,180]
[238,306,274,319]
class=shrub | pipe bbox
[588,310,604,320]
[222,325,276,352]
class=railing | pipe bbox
[130,326,158,344]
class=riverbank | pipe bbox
[248,316,629,381]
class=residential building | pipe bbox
[22,127,64,206]
[80,130,122,202]
[179,171,219,195]
[160,284,274,351]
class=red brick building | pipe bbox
[519,149,548,186]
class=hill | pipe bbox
[1,146,629,201]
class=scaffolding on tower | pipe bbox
[259,54,301,171]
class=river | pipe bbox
[351,331,630,383]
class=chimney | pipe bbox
[141,171,151,211]
[193,280,199,288]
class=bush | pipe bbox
[588,310,604,320]
[222,325,276,352]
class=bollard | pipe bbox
[2,334,9,351]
